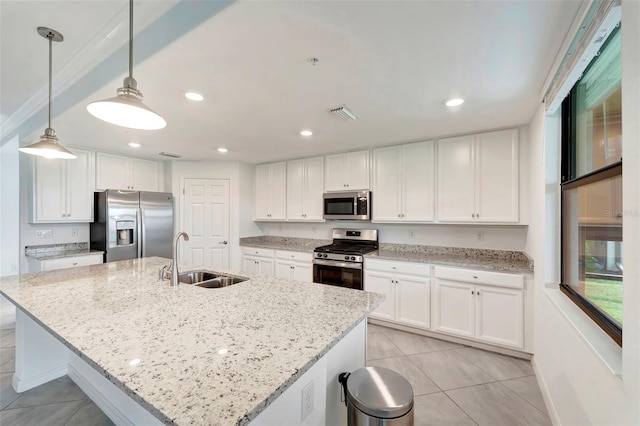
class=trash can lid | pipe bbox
[346,366,414,419]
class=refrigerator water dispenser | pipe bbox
[116,221,135,246]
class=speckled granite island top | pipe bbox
[0,257,384,425]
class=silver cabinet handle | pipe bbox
[72,262,78,266]
[473,275,478,279]
[219,241,228,245]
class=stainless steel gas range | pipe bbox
[312,229,378,290]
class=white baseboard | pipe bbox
[12,364,67,392]
[531,356,561,426]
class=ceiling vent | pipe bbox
[329,105,357,121]
[159,151,182,158]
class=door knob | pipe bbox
[219,241,228,245]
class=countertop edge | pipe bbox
[25,250,105,261]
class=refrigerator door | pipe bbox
[140,192,173,259]
[105,190,139,262]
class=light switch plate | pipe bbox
[301,380,314,421]
[36,229,53,239]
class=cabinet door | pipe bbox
[243,256,259,274]
[396,274,430,328]
[476,129,519,223]
[42,254,103,271]
[403,141,435,222]
[364,271,395,321]
[347,150,370,191]
[257,258,275,276]
[433,279,475,338]
[275,260,293,279]
[291,261,312,282]
[372,146,401,221]
[131,159,159,192]
[96,153,131,190]
[303,157,324,221]
[66,149,93,221]
[34,156,66,221]
[437,136,475,222]
[324,153,348,191]
[269,162,287,220]
[475,285,524,348]
[254,164,271,220]
[286,159,305,220]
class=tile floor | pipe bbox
[367,322,551,425]
[0,318,551,425]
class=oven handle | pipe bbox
[312,259,362,270]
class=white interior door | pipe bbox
[182,178,230,269]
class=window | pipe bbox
[560,26,622,346]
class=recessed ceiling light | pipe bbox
[185,92,204,101]
[300,130,313,136]
[128,142,141,148]
[445,98,464,107]
[217,147,228,153]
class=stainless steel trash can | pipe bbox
[339,367,414,425]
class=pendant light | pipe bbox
[19,27,76,160]
[86,0,166,130]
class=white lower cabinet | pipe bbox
[275,250,313,282]
[433,266,524,349]
[364,259,430,329]
[28,254,104,273]
[242,247,275,276]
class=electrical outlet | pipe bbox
[301,380,314,421]
[476,231,485,242]
[36,229,53,239]
[71,228,78,237]
[408,230,415,239]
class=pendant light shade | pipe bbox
[19,27,76,160]
[87,0,166,130]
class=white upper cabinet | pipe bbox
[324,150,370,192]
[95,152,159,192]
[287,157,324,221]
[437,129,519,223]
[33,148,93,223]
[373,141,435,222]
[255,162,287,220]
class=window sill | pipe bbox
[544,286,622,376]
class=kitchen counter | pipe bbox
[367,244,533,274]
[25,249,104,261]
[239,236,330,253]
[0,257,383,425]
[24,242,104,261]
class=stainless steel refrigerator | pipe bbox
[90,190,174,262]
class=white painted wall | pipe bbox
[169,160,260,271]
[529,3,640,424]
[1,135,20,277]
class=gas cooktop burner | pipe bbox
[313,229,379,263]
[314,244,378,255]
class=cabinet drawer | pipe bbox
[275,250,312,262]
[435,266,523,289]
[42,254,103,271]
[242,247,275,258]
[366,258,431,277]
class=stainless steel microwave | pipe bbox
[323,191,371,220]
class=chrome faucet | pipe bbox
[170,231,189,286]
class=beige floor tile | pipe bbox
[408,350,494,391]
[66,400,115,426]
[501,376,548,414]
[0,347,14,364]
[6,376,88,409]
[0,399,85,425]
[0,372,19,410]
[367,356,441,396]
[0,331,15,348]
[455,347,534,380]
[413,392,477,426]
[367,323,390,334]
[367,332,403,360]
[446,382,552,426]
[0,359,14,374]
[384,328,465,355]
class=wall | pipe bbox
[528,2,640,423]
[169,160,260,271]
[1,135,20,276]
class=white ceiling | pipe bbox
[2,0,582,164]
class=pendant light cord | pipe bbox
[129,0,133,80]
[48,33,52,129]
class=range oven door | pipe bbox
[313,259,363,290]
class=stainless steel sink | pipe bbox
[178,270,247,288]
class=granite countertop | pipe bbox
[0,257,383,425]
[367,244,534,274]
[239,236,331,253]
[25,242,104,261]
[25,249,105,261]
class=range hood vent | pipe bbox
[159,151,182,158]
[329,105,357,121]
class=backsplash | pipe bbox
[25,242,88,257]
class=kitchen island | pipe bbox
[0,257,383,425]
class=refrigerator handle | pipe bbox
[137,208,143,258]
